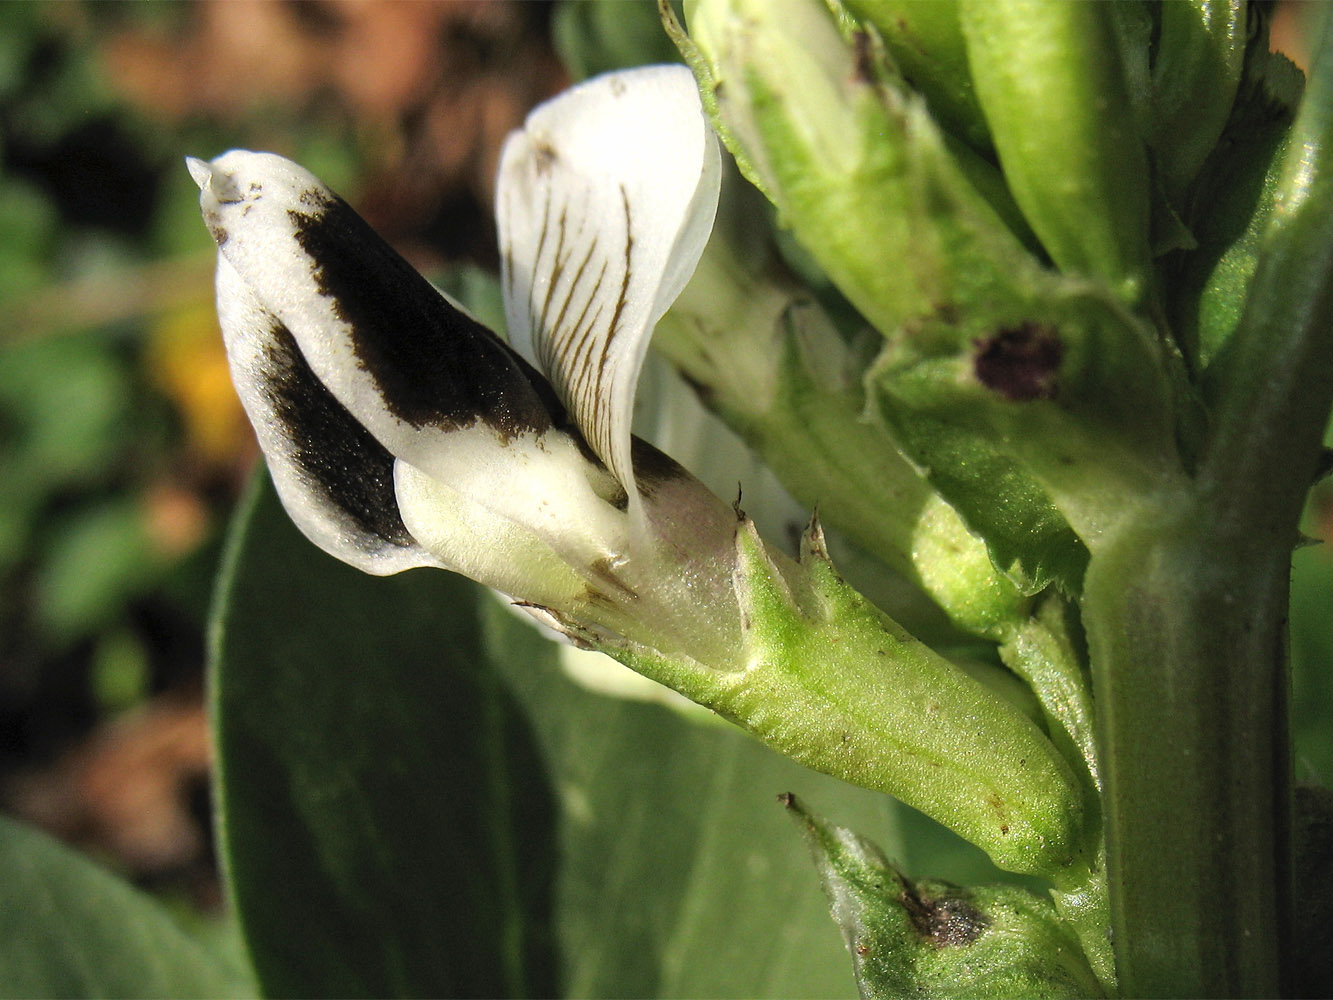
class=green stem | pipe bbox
[1083,16,1333,996]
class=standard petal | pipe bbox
[215,255,442,575]
[497,64,722,494]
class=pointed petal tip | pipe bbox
[186,151,251,204]
[185,156,212,191]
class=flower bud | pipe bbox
[959,0,1152,303]
[843,0,992,153]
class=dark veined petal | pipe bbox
[497,65,721,497]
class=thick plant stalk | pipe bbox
[1082,14,1333,995]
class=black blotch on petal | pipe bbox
[289,191,565,438]
[973,322,1063,401]
[260,317,417,549]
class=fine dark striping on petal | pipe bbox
[260,316,417,549]
[289,191,566,438]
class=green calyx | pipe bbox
[595,512,1090,883]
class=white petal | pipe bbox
[215,256,443,575]
[497,64,721,494]
[193,150,639,576]
[392,460,591,608]
[391,420,631,589]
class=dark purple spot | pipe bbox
[974,322,1063,401]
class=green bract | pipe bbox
[959,1,1152,305]
[785,795,1104,999]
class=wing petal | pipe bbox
[214,255,442,575]
[191,150,564,477]
[193,150,628,575]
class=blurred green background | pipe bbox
[0,0,1328,927]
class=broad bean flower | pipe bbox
[190,63,1087,882]
[188,66,751,668]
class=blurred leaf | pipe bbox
[0,176,58,300]
[0,333,132,492]
[211,472,560,999]
[1292,536,1333,783]
[552,0,682,80]
[432,264,508,337]
[90,626,151,714]
[212,472,1011,999]
[0,812,251,999]
[35,497,161,645]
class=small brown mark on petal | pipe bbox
[533,139,558,175]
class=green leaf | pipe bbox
[210,473,558,999]
[1142,0,1246,202]
[782,796,1104,999]
[212,471,1013,998]
[0,813,250,999]
[552,0,682,81]
[36,498,163,645]
[1172,12,1304,374]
